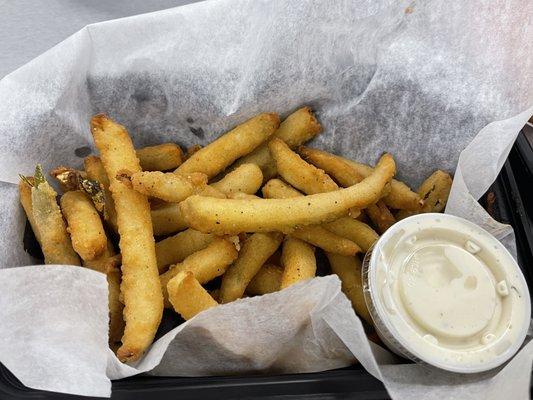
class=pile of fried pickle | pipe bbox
[19,107,452,363]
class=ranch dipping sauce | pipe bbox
[362,213,530,373]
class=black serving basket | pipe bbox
[2,126,532,400]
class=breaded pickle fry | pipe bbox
[91,114,163,363]
[131,171,207,202]
[219,232,283,303]
[195,184,226,198]
[396,170,452,220]
[326,252,372,324]
[271,107,321,147]
[270,139,360,217]
[151,202,187,235]
[297,146,365,185]
[234,107,321,180]
[50,167,107,218]
[299,147,421,211]
[27,167,81,266]
[83,240,119,273]
[149,185,227,236]
[160,238,238,307]
[291,226,361,256]
[269,138,338,194]
[50,166,87,192]
[246,264,283,295]
[261,180,361,255]
[365,200,396,233]
[155,229,214,273]
[19,177,41,244]
[280,237,316,289]
[227,192,260,200]
[261,178,303,199]
[180,154,395,234]
[417,170,452,212]
[176,113,280,178]
[84,156,118,231]
[167,271,218,320]
[210,164,263,195]
[60,190,107,261]
[324,217,379,253]
[136,143,183,171]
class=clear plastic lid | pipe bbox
[362,213,530,373]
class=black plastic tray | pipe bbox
[2,127,532,400]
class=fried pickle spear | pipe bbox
[396,170,453,220]
[149,184,228,236]
[365,200,396,233]
[269,138,360,217]
[233,107,322,180]
[131,171,208,202]
[269,138,338,194]
[417,170,452,212]
[84,156,118,232]
[180,153,395,234]
[136,143,183,171]
[82,240,119,273]
[280,237,316,289]
[227,192,261,200]
[151,202,187,236]
[176,113,280,178]
[60,190,107,261]
[91,114,163,363]
[19,177,41,244]
[326,252,372,324]
[261,178,303,199]
[155,229,214,273]
[50,166,88,192]
[261,179,361,255]
[219,232,283,303]
[50,167,107,218]
[246,264,283,295]
[195,184,226,198]
[324,218,379,253]
[167,271,218,320]
[291,227,361,256]
[210,163,263,195]
[160,238,238,307]
[148,165,260,235]
[299,147,421,211]
[21,167,81,266]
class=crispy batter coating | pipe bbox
[219,232,283,303]
[91,114,163,363]
[180,154,396,234]
[167,271,218,320]
[280,237,316,289]
[233,107,321,180]
[176,113,280,178]
[60,190,107,261]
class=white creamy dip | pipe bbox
[362,213,530,373]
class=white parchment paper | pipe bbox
[0,0,532,398]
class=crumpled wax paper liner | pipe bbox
[0,0,532,398]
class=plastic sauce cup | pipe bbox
[362,213,530,373]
